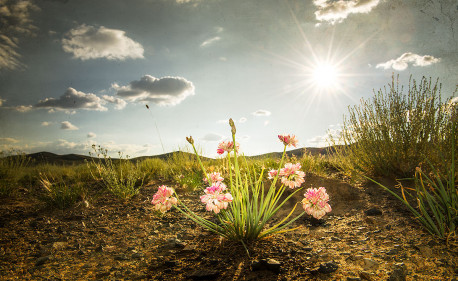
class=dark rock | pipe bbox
[95,271,110,279]
[188,270,220,280]
[303,247,313,252]
[35,256,51,266]
[347,277,362,281]
[251,259,281,273]
[318,261,339,274]
[114,254,129,261]
[388,263,407,281]
[386,248,398,255]
[359,271,373,280]
[365,208,382,216]
[164,260,177,267]
[182,244,197,252]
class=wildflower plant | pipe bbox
[152,119,332,248]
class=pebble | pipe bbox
[318,261,339,274]
[188,270,220,280]
[388,263,407,281]
[365,208,382,216]
[359,271,374,280]
[362,258,379,270]
[35,255,51,266]
[251,258,282,273]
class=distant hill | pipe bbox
[15,147,337,166]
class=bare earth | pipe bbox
[0,174,457,280]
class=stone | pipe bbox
[114,254,129,261]
[35,256,51,266]
[418,246,433,257]
[386,248,398,255]
[318,261,339,274]
[359,271,374,280]
[362,258,379,270]
[188,270,220,280]
[365,208,382,216]
[347,277,362,281]
[388,263,407,281]
[266,258,281,273]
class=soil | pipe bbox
[0,174,457,280]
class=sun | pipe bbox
[312,62,339,89]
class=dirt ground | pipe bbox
[0,174,457,280]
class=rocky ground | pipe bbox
[0,174,457,280]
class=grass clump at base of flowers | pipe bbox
[38,172,87,209]
[0,150,32,197]
[151,119,332,252]
[87,145,145,200]
[330,75,457,179]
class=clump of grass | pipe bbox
[0,150,32,197]
[87,145,145,200]
[330,75,457,178]
[39,173,86,209]
[367,119,457,242]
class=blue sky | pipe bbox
[0,0,456,157]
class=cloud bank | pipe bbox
[62,24,144,61]
[114,75,195,106]
[376,52,441,71]
[0,0,38,70]
[35,87,108,111]
[313,0,381,24]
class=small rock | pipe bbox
[388,263,407,281]
[362,258,379,270]
[303,247,313,252]
[132,253,144,259]
[417,246,433,257]
[164,260,177,267]
[331,236,342,241]
[266,259,281,273]
[95,271,110,279]
[188,270,220,280]
[52,242,68,251]
[182,244,197,252]
[114,254,129,261]
[365,208,382,216]
[359,271,374,281]
[35,256,51,266]
[386,248,398,255]
[347,277,362,281]
[318,261,339,274]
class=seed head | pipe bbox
[229,118,236,134]
[186,136,194,144]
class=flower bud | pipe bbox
[186,136,194,144]
[229,118,236,134]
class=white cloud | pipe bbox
[102,95,127,110]
[87,132,96,138]
[0,137,19,143]
[308,127,343,147]
[0,0,38,70]
[252,110,271,116]
[14,105,33,112]
[62,24,144,61]
[264,120,270,126]
[35,87,108,111]
[41,121,51,126]
[61,121,78,130]
[313,0,381,24]
[376,52,441,71]
[200,36,221,47]
[115,75,195,106]
[239,117,247,123]
[200,133,224,142]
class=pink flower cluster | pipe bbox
[268,163,305,189]
[203,172,224,184]
[151,185,177,213]
[278,134,298,147]
[200,182,233,214]
[301,187,332,219]
[217,141,240,155]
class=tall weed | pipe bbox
[331,75,457,178]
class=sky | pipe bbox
[0,0,457,158]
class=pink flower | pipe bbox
[279,163,301,177]
[278,134,298,147]
[301,187,331,219]
[200,182,233,214]
[268,169,278,180]
[217,141,240,155]
[281,170,305,189]
[207,172,224,183]
[151,185,178,213]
